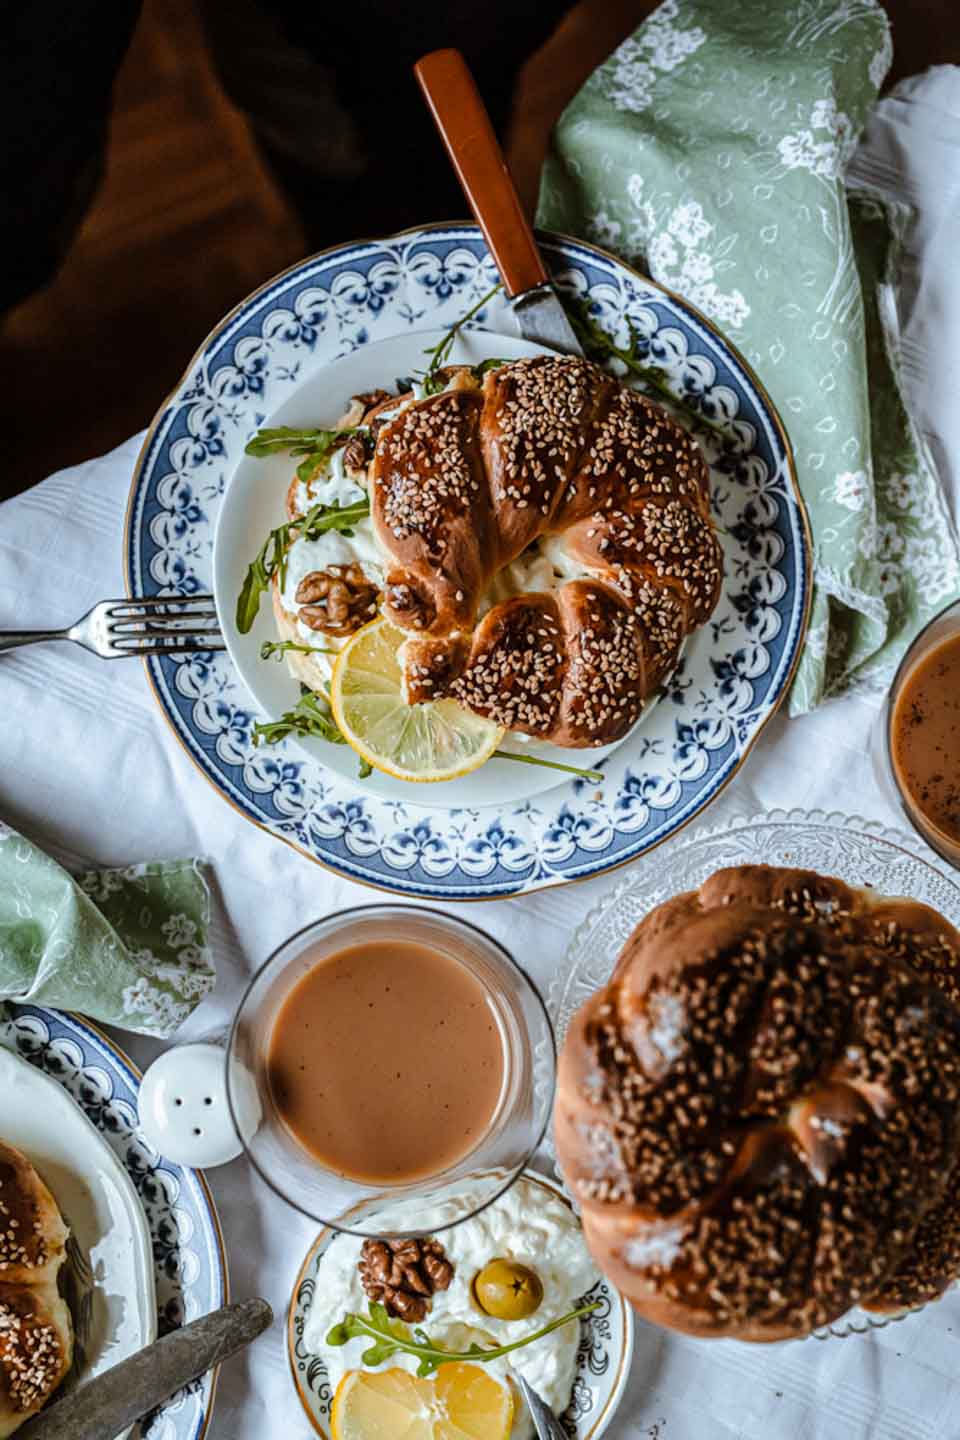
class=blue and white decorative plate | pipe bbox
[1,1003,227,1440]
[287,1171,633,1439]
[126,224,811,899]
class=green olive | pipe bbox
[472,1259,544,1320]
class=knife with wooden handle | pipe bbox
[414,47,583,356]
[21,1298,272,1440]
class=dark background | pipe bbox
[0,0,955,500]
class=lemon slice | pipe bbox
[330,619,504,782]
[331,1364,514,1440]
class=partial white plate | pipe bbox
[0,1046,156,1411]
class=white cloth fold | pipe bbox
[848,67,960,528]
[1,65,960,1440]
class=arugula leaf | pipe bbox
[253,689,373,779]
[326,1299,600,1379]
[304,497,370,531]
[244,426,349,460]
[253,690,347,748]
[493,750,604,784]
[560,294,729,440]
[471,357,509,382]
[235,498,371,634]
[236,524,285,635]
[295,451,328,486]
[420,283,503,395]
[259,639,335,661]
[357,1303,414,1368]
[247,425,359,488]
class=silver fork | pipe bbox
[0,595,225,657]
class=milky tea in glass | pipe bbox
[267,938,505,1184]
[226,906,555,1233]
[887,600,960,868]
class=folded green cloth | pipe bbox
[537,0,960,713]
[0,821,214,1037]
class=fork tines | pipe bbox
[107,595,226,653]
[107,595,218,618]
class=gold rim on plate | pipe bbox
[123,221,812,901]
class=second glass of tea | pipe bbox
[226,905,556,1236]
[880,598,960,867]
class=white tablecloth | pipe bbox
[3,66,960,1440]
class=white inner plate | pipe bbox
[0,1047,157,1399]
[213,329,647,809]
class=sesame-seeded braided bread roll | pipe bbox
[371,355,721,748]
[0,1144,67,1288]
[555,865,960,1340]
[0,1282,72,1438]
[0,1144,72,1434]
[855,897,960,1313]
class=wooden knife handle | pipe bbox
[415,48,548,299]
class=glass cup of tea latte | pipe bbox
[877,598,960,868]
[225,905,556,1236]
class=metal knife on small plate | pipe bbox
[516,1374,571,1440]
[414,48,583,358]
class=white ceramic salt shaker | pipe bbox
[138,1042,243,1168]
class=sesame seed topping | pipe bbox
[563,865,960,1335]
[368,356,721,743]
[0,1290,67,1412]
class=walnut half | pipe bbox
[341,433,371,477]
[358,1237,455,1322]
[295,563,379,636]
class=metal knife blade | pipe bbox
[21,1298,272,1440]
[511,283,584,357]
[516,1374,570,1440]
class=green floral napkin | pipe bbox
[537,0,960,713]
[0,821,215,1037]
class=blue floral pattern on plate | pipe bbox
[1,1004,227,1440]
[126,225,810,899]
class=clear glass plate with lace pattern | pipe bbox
[547,807,960,1341]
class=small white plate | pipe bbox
[287,1170,634,1438]
[0,1046,156,1411]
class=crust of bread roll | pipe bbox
[0,1144,72,1433]
[555,865,960,1339]
[0,1143,67,1288]
[0,1280,73,1437]
[368,356,721,748]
